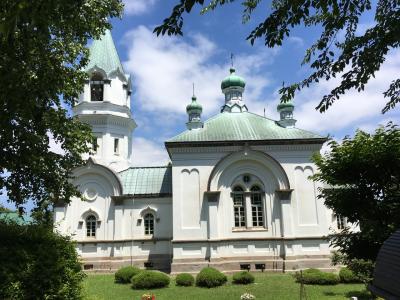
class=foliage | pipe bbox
[294,269,340,285]
[115,266,142,284]
[0,0,123,217]
[155,0,400,113]
[0,205,13,213]
[175,273,195,286]
[312,123,400,262]
[232,271,255,285]
[0,219,86,299]
[339,267,362,283]
[85,273,368,300]
[332,252,375,284]
[196,267,227,288]
[131,271,170,289]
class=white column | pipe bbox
[114,202,124,240]
[245,193,252,228]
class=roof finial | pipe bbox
[230,53,234,67]
[192,83,195,97]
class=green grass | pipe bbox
[84,273,372,300]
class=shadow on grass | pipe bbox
[345,289,374,300]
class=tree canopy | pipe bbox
[0,1,123,215]
[312,122,400,261]
[155,0,400,113]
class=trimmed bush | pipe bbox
[196,267,227,288]
[131,271,170,289]
[115,266,142,284]
[294,268,340,285]
[339,267,362,283]
[232,271,255,285]
[175,273,195,286]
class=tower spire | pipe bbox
[220,67,248,113]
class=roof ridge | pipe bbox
[119,165,171,173]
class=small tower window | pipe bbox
[336,215,346,230]
[90,73,104,102]
[144,213,154,235]
[114,138,119,154]
[92,137,98,154]
[86,215,97,237]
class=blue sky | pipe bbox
[111,0,399,166]
[1,0,399,211]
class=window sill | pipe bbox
[232,227,268,232]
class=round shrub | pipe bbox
[176,273,195,286]
[295,268,340,285]
[131,270,170,289]
[339,267,362,283]
[232,271,255,285]
[196,267,227,288]
[115,266,142,284]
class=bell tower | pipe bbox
[73,30,137,171]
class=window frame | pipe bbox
[113,138,119,155]
[90,73,104,102]
[86,215,97,238]
[232,186,246,228]
[144,213,154,236]
[250,185,264,227]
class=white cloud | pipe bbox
[123,26,277,117]
[292,50,400,135]
[130,137,170,166]
[123,0,156,16]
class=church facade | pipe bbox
[54,31,342,273]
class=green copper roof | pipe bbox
[118,166,172,196]
[221,68,246,90]
[186,96,203,113]
[277,100,294,111]
[0,212,33,225]
[85,30,124,76]
[167,112,324,143]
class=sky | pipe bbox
[1,0,399,211]
[113,0,400,166]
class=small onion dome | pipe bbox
[277,100,294,111]
[221,68,246,90]
[186,96,202,114]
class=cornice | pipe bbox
[77,114,137,130]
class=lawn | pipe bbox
[84,273,372,300]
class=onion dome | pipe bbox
[186,96,203,114]
[221,68,246,90]
[277,100,294,111]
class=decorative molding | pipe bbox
[172,236,328,243]
[276,189,294,200]
[204,191,220,202]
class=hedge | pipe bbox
[295,268,340,285]
[232,271,255,285]
[115,266,142,284]
[131,271,170,289]
[196,267,227,288]
[175,273,195,286]
[339,267,362,283]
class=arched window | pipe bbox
[250,186,264,227]
[86,215,97,237]
[232,186,246,228]
[90,73,104,101]
[144,213,154,235]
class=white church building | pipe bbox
[54,30,342,273]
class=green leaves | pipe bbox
[155,0,400,113]
[312,122,400,261]
[0,0,123,215]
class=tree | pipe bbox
[0,219,86,299]
[155,0,400,113]
[312,122,400,263]
[0,1,123,216]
